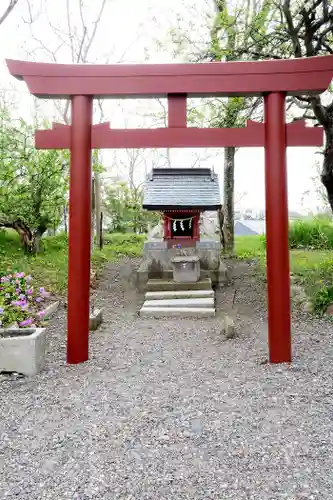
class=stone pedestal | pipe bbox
[172,256,200,283]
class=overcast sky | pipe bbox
[0,0,328,213]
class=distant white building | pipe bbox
[234,220,266,236]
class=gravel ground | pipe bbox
[1,259,333,499]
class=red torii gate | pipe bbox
[6,56,333,365]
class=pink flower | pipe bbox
[38,310,46,318]
[27,288,33,295]
[19,318,33,327]
[40,288,50,298]
[15,299,26,307]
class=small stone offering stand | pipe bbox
[137,167,228,318]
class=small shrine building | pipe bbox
[143,168,221,247]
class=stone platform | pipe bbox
[136,239,227,291]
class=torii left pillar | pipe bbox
[67,96,93,364]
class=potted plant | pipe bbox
[0,272,58,376]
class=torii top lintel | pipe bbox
[6,55,333,98]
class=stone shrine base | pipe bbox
[136,239,228,291]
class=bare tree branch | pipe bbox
[282,0,303,57]
[0,0,19,26]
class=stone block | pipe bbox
[140,307,215,318]
[172,255,200,283]
[43,301,60,319]
[211,262,228,286]
[196,240,220,250]
[0,328,46,376]
[146,278,212,291]
[145,289,214,300]
[143,297,214,309]
[224,315,235,339]
[89,308,103,331]
[303,301,313,313]
[326,303,333,316]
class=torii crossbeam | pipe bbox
[7,55,333,365]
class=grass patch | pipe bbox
[289,217,333,250]
[0,230,145,295]
[234,233,333,314]
[102,232,145,258]
[234,235,265,260]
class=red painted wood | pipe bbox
[163,211,200,241]
[193,215,199,240]
[67,95,92,365]
[7,56,333,98]
[168,94,187,128]
[264,93,291,364]
[163,216,169,240]
[34,120,323,150]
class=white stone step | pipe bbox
[140,307,215,318]
[143,297,214,309]
[146,278,212,291]
[145,289,214,300]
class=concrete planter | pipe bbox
[0,328,47,376]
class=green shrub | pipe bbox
[288,218,333,250]
[312,283,333,314]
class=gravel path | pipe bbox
[1,259,333,499]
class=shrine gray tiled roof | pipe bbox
[143,168,221,210]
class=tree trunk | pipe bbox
[0,219,44,254]
[217,207,225,248]
[31,227,46,254]
[223,146,236,252]
[321,120,333,214]
[91,177,95,252]
[63,205,68,234]
[95,172,102,245]
[99,212,103,250]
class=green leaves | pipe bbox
[104,181,158,234]
[0,105,68,237]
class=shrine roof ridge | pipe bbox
[151,168,215,178]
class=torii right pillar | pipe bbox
[265,92,291,363]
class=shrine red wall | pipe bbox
[163,209,200,245]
